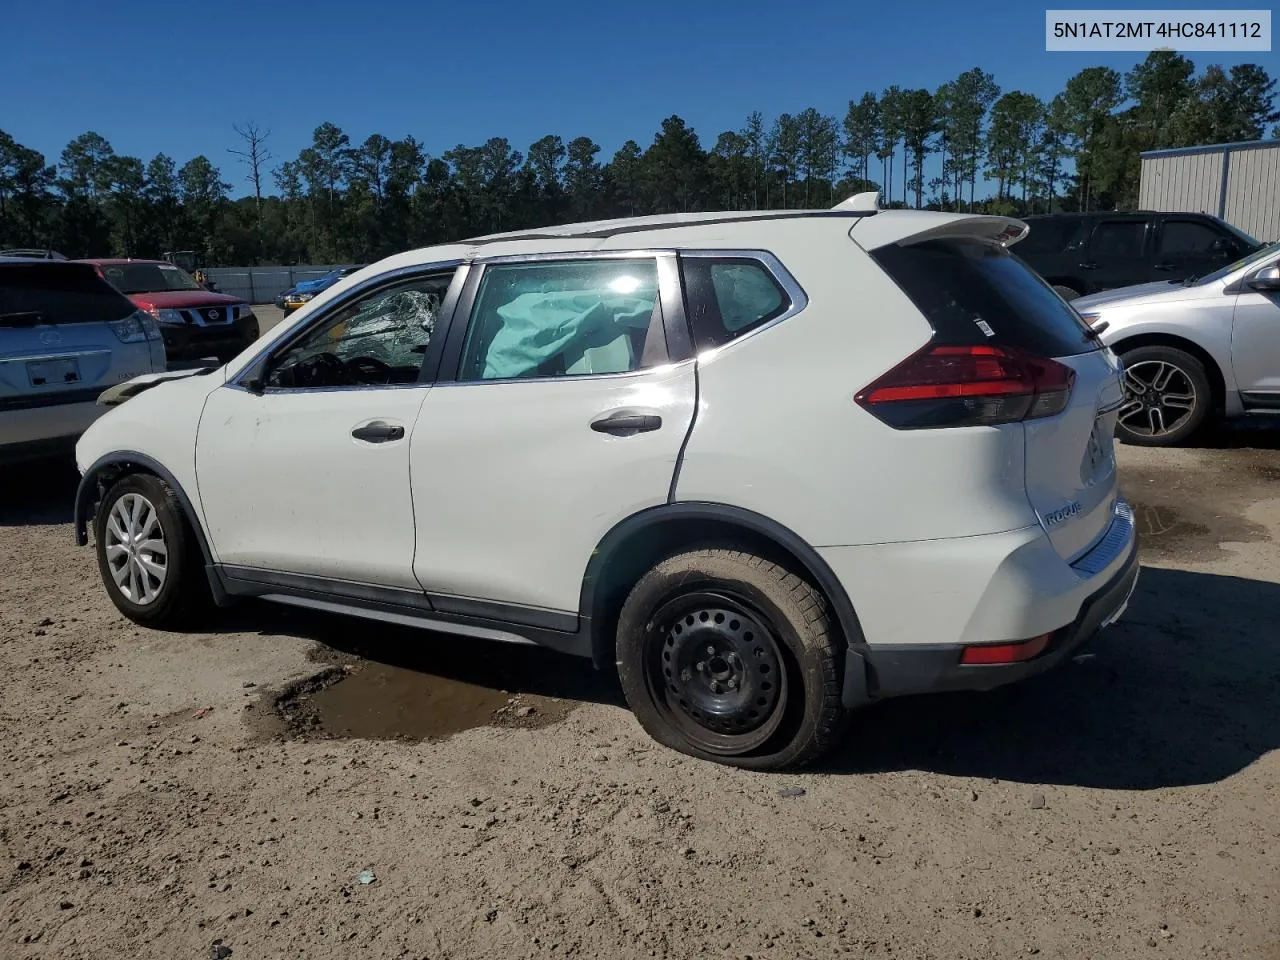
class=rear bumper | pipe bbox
[823,498,1138,704]
[0,400,104,462]
[860,546,1139,698]
[159,316,259,361]
[0,433,81,466]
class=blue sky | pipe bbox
[5,0,1276,196]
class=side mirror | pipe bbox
[1209,237,1234,259]
[1247,265,1280,292]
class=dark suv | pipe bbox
[1018,212,1264,300]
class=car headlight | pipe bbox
[149,308,185,325]
[109,311,163,343]
[237,304,255,319]
[293,292,315,302]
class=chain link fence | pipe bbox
[202,264,359,304]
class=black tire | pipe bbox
[615,549,846,770]
[93,473,209,628]
[1114,344,1213,446]
[1052,284,1082,301]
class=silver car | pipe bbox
[1,258,167,465]
[1074,242,1280,445]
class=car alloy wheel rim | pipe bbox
[1118,360,1197,437]
[646,590,788,755]
[104,493,168,605]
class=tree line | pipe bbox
[1,52,1276,267]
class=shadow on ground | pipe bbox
[1195,415,1280,450]
[826,566,1280,790]
[0,456,78,526]
[222,566,1279,791]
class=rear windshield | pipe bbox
[872,238,1099,356]
[101,262,202,294]
[0,263,136,326]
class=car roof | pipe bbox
[367,209,1024,274]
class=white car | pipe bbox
[73,201,1138,769]
[1073,241,1280,445]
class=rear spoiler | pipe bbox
[850,212,1029,251]
[97,366,215,407]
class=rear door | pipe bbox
[408,252,696,617]
[870,234,1124,562]
[1080,217,1153,292]
[0,262,158,411]
[1014,216,1089,288]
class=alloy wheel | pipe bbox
[103,493,168,605]
[1118,360,1198,438]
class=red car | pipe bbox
[79,259,259,363]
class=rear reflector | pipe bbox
[959,632,1053,665]
[856,344,1075,429]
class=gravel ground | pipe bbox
[1,422,1278,960]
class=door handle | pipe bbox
[1153,261,1175,271]
[351,421,405,443]
[1078,261,1098,270]
[590,411,662,436]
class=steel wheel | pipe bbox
[103,492,168,605]
[645,590,789,756]
[1118,359,1198,439]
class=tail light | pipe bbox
[855,344,1075,429]
[108,311,164,344]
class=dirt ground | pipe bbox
[2,417,1279,960]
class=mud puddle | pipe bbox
[257,634,607,742]
[273,662,578,741]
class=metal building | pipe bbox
[1139,138,1280,243]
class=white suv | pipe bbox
[73,204,1138,769]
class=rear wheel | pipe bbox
[615,549,845,770]
[94,473,209,628]
[1115,344,1212,446]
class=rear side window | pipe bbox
[872,238,1098,356]
[0,263,136,326]
[1087,220,1147,258]
[1017,218,1087,255]
[682,257,790,350]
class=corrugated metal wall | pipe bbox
[1224,147,1280,243]
[1138,152,1223,214]
[1139,142,1280,243]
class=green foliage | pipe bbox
[1,55,1276,265]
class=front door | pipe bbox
[196,270,456,588]
[409,253,697,617]
[1153,217,1241,284]
[1230,253,1280,406]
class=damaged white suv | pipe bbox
[74,200,1138,769]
